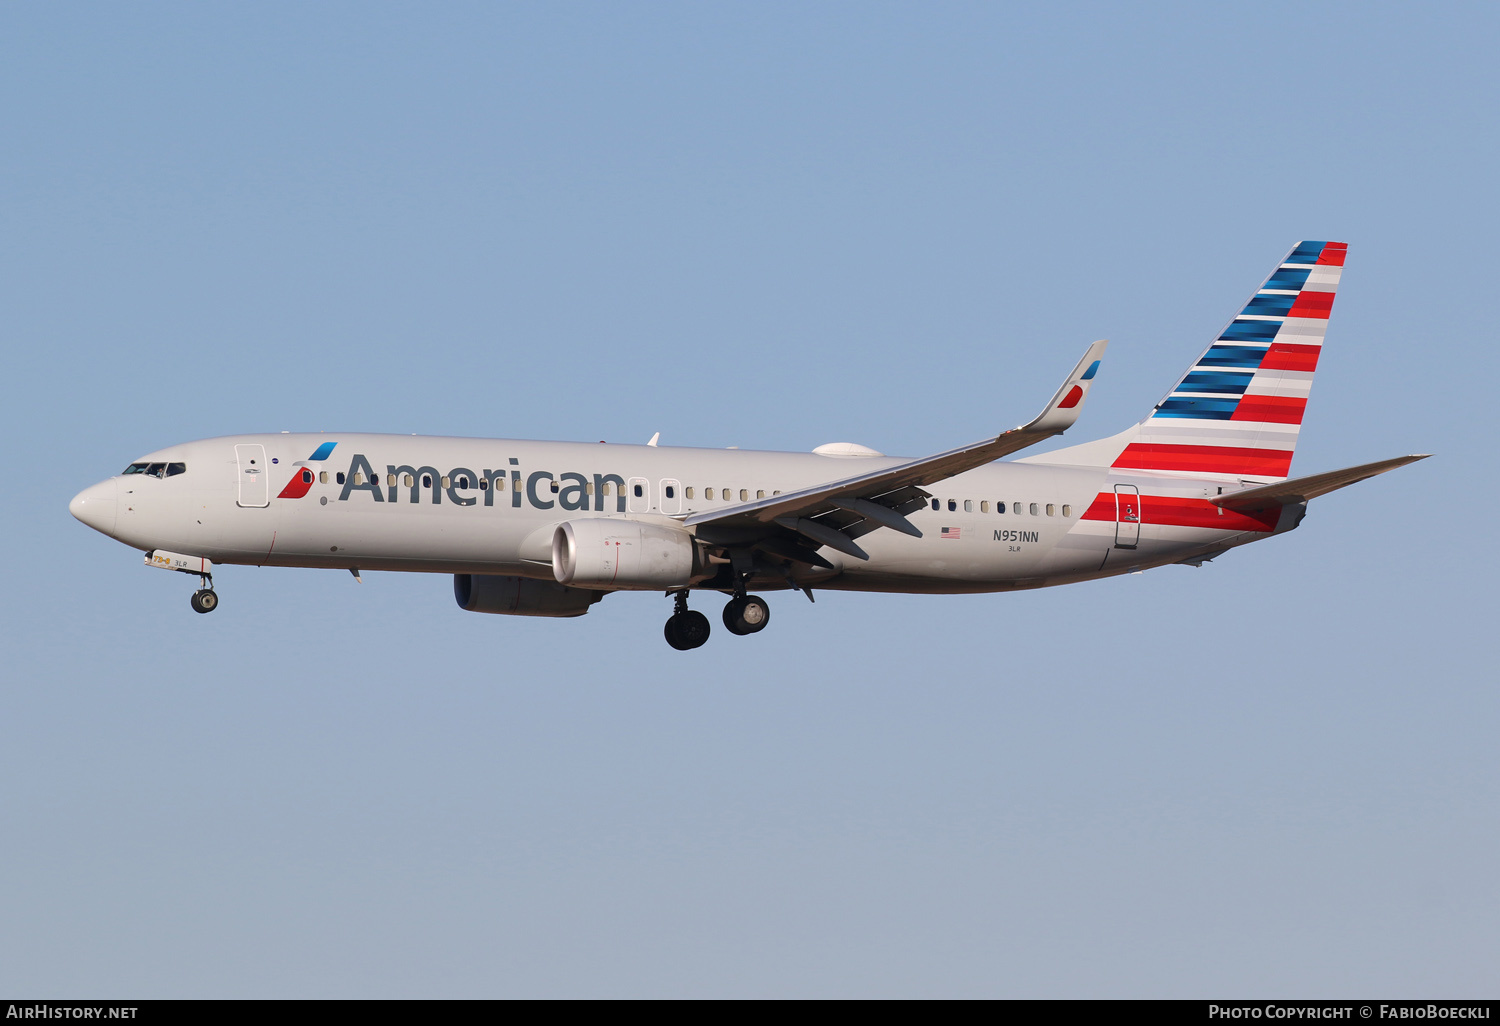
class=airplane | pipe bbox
[69,241,1427,650]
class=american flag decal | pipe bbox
[941,526,961,540]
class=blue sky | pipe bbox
[2,2,1495,996]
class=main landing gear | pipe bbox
[722,594,770,636]
[663,586,771,650]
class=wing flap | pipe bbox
[1212,454,1431,511]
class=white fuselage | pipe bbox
[70,432,1299,595]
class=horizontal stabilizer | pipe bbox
[1212,454,1430,512]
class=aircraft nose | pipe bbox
[70,479,118,536]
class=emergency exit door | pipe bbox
[659,479,682,515]
[627,477,650,513]
[1114,484,1140,549]
[235,444,270,508]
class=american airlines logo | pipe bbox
[275,441,338,499]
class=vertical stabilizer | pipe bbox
[1027,241,1345,479]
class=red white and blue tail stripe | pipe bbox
[1110,241,1346,479]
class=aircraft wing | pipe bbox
[686,340,1107,562]
[1212,454,1431,512]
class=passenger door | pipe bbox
[235,444,270,508]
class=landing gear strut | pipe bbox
[664,591,711,650]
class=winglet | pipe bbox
[1020,339,1107,436]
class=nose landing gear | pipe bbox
[144,551,220,614]
[664,591,710,650]
[189,568,219,614]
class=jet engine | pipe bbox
[453,574,604,617]
[552,518,696,590]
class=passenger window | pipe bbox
[456,476,468,488]
[1014,502,1023,515]
[403,474,414,487]
[947,499,957,512]
[584,482,592,494]
[167,463,186,477]
[665,485,676,499]
[757,490,765,499]
[319,471,329,485]
[773,490,781,496]
[997,502,1005,513]
[964,500,973,512]
[550,480,560,493]
[931,498,940,511]
[1046,504,1055,516]
[633,484,644,498]
[706,488,715,500]
[336,472,345,484]
[740,489,748,501]
[421,474,431,488]
[601,482,612,496]
[1062,504,1071,517]
[685,487,695,499]
[353,472,364,486]
[513,477,522,492]
[980,501,990,513]
[480,478,489,490]
[386,473,395,487]
[301,469,313,484]
[1029,503,1038,515]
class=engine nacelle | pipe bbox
[552,518,696,590]
[453,574,603,617]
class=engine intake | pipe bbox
[453,574,603,617]
[552,518,695,590]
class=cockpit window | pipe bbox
[123,461,184,477]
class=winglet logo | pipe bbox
[277,442,338,499]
